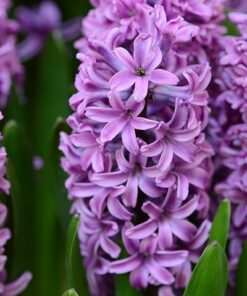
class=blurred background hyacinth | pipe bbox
[0,0,247,295]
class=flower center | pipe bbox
[136,67,146,77]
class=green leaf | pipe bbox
[65,215,89,295]
[223,20,239,36]
[209,199,231,250]
[66,215,80,288]
[31,34,72,157]
[116,274,143,296]
[183,241,228,296]
[235,243,247,296]
[24,35,73,295]
[48,117,71,231]
[63,289,79,296]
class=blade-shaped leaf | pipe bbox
[235,243,247,296]
[116,274,143,296]
[183,241,228,296]
[209,199,231,250]
[66,215,80,288]
[66,214,89,295]
[63,289,79,296]
[48,117,71,231]
[31,34,72,157]
[25,35,73,295]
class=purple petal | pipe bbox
[114,47,135,69]
[4,272,32,296]
[142,201,163,219]
[70,132,96,147]
[86,107,120,122]
[123,173,139,207]
[133,77,149,102]
[131,117,157,130]
[176,173,189,200]
[100,235,121,259]
[158,221,173,249]
[122,223,140,254]
[170,219,197,242]
[89,190,108,218]
[130,266,149,289]
[109,70,136,91]
[70,183,101,198]
[141,140,163,157]
[90,172,128,187]
[125,219,158,240]
[133,33,152,66]
[144,47,162,71]
[158,142,173,171]
[171,140,196,163]
[171,126,201,142]
[92,148,105,173]
[122,124,139,155]
[101,113,128,142]
[140,235,158,255]
[149,69,179,85]
[170,196,199,219]
[108,195,133,221]
[155,250,188,267]
[109,254,141,274]
[139,176,163,197]
[147,258,175,285]
[185,167,208,189]
[189,220,211,250]
[116,147,133,172]
[175,261,192,288]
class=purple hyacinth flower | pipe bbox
[86,93,157,154]
[110,33,179,102]
[110,232,188,289]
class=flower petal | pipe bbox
[109,254,141,274]
[122,124,139,155]
[170,219,197,242]
[147,258,175,285]
[86,107,121,122]
[123,173,139,207]
[125,219,158,240]
[139,176,163,197]
[101,114,128,142]
[110,70,136,91]
[170,196,199,219]
[90,172,128,187]
[130,265,149,289]
[100,234,121,259]
[158,220,173,249]
[114,47,135,69]
[155,250,188,267]
[131,117,157,130]
[133,77,149,102]
[149,69,179,85]
[142,201,163,219]
[134,33,152,66]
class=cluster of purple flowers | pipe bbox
[0,0,23,108]
[209,13,247,278]
[60,1,219,295]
